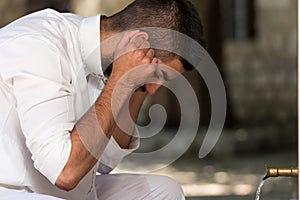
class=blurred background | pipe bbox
[0,0,297,199]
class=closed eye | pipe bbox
[154,69,170,81]
[161,70,170,81]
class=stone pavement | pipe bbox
[113,150,298,200]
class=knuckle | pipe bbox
[134,50,145,58]
[142,57,151,64]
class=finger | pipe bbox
[133,40,150,58]
[141,49,155,64]
[152,57,158,64]
[146,49,155,59]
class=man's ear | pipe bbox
[130,31,150,48]
[132,31,149,41]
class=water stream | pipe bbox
[255,174,268,200]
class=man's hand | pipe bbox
[110,30,164,91]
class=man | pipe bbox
[0,0,205,199]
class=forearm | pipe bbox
[55,128,98,191]
[55,75,131,191]
[112,90,147,149]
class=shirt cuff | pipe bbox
[98,127,140,173]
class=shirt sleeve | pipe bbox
[1,36,75,184]
[97,127,140,174]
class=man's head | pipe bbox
[102,0,206,72]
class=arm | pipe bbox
[96,90,147,174]
[112,90,147,149]
[55,46,155,191]
[55,75,121,191]
[7,35,152,191]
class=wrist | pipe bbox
[108,72,136,92]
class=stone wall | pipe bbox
[0,0,70,27]
[70,0,133,17]
[0,0,27,27]
[224,0,297,126]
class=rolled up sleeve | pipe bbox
[98,127,140,174]
[2,37,75,184]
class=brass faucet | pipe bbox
[264,167,298,180]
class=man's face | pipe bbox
[145,58,185,95]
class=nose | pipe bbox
[145,83,162,95]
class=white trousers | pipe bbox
[0,174,185,200]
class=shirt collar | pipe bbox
[79,15,103,76]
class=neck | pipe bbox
[100,16,122,67]
[100,16,112,42]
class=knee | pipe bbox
[149,175,185,200]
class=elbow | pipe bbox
[55,171,79,191]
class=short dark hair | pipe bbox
[108,0,206,71]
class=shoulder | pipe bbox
[0,9,83,46]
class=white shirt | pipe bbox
[0,9,139,199]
